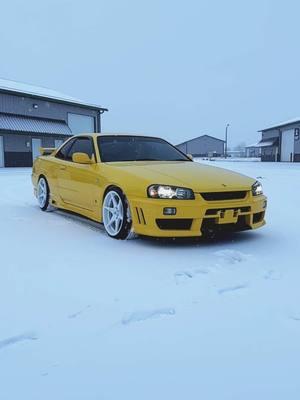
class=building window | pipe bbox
[68,113,95,134]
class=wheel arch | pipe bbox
[102,184,126,203]
[38,173,48,182]
[101,185,132,239]
[37,174,50,211]
[37,174,51,198]
[101,184,133,221]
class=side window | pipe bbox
[55,138,76,160]
[67,137,95,161]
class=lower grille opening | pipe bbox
[201,216,250,236]
[253,212,264,224]
[156,219,193,230]
[201,191,247,201]
[205,206,251,216]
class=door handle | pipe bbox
[60,166,66,171]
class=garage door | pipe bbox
[0,136,4,167]
[281,129,294,162]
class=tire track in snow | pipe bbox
[0,333,38,350]
[289,316,300,322]
[122,308,176,325]
[174,268,209,285]
[218,284,248,295]
[214,249,251,264]
[68,305,91,319]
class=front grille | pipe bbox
[201,216,250,236]
[205,206,251,216]
[201,191,247,201]
[156,219,193,230]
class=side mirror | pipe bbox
[187,153,193,161]
[72,152,94,164]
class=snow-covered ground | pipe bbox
[0,161,300,400]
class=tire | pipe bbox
[37,176,50,211]
[102,188,132,240]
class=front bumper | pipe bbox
[129,193,267,237]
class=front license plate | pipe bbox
[217,209,238,224]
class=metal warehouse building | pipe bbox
[0,78,107,167]
[250,119,300,162]
[176,134,225,157]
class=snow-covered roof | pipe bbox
[248,141,275,148]
[246,137,278,148]
[259,118,300,132]
[0,77,105,110]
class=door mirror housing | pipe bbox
[187,153,193,161]
[72,152,94,164]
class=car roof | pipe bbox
[77,133,163,140]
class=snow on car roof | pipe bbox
[0,77,104,110]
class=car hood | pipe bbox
[105,161,255,192]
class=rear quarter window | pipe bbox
[55,139,75,160]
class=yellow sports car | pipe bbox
[32,134,267,240]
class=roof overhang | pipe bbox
[247,137,278,148]
[0,113,72,135]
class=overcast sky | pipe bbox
[1,0,299,146]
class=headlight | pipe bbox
[252,181,263,196]
[147,185,195,200]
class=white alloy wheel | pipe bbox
[103,190,124,237]
[37,177,49,211]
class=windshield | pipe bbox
[98,136,191,162]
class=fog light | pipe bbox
[163,207,177,215]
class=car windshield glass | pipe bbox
[98,136,190,162]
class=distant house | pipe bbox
[250,119,300,162]
[0,78,107,167]
[176,134,225,157]
[245,145,261,158]
[227,149,246,158]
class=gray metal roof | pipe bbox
[0,77,107,111]
[0,113,72,135]
[177,134,225,146]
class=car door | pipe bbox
[54,137,76,202]
[56,136,99,211]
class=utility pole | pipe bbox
[225,123,230,158]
